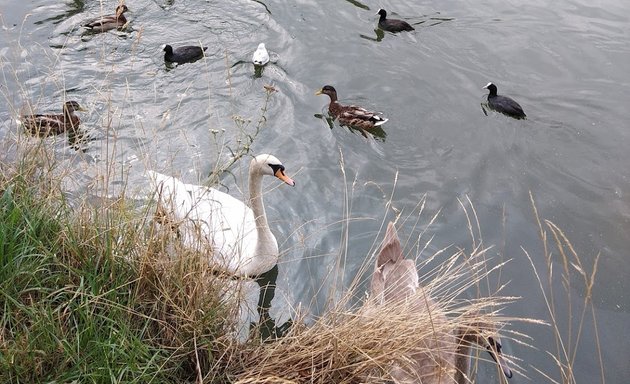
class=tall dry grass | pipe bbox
[523,192,604,384]
[230,256,522,383]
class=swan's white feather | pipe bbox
[148,170,272,275]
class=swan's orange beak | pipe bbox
[274,169,295,186]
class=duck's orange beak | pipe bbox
[315,89,323,95]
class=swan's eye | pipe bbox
[268,163,285,175]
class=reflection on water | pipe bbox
[250,0,272,15]
[153,0,176,11]
[33,1,84,26]
[343,0,370,11]
[314,113,387,142]
[254,265,293,341]
[359,28,385,42]
[67,127,94,152]
[253,64,265,78]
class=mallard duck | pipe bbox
[376,9,414,32]
[148,154,295,277]
[19,101,87,137]
[84,4,129,33]
[483,82,526,119]
[315,85,388,130]
[163,44,208,64]
[252,43,270,66]
[370,222,514,383]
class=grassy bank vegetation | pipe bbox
[0,147,517,383]
[0,143,234,382]
[0,142,606,383]
[0,103,604,384]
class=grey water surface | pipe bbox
[1,0,629,382]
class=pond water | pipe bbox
[1,0,629,382]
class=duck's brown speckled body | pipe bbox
[19,101,86,137]
[316,85,388,130]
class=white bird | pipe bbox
[148,154,295,277]
[252,43,270,66]
[370,222,513,384]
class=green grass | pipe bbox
[0,165,233,383]
[1,179,151,382]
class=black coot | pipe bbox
[376,9,414,32]
[163,44,207,64]
[484,82,526,119]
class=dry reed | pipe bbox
[228,224,527,384]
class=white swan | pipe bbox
[370,222,513,384]
[252,43,270,66]
[148,154,295,277]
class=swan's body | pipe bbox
[370,222,513,383]
[148,154,294,277]
[252,43,270,66]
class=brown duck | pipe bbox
[84,4,129,33]
[19,101,87,137]
[316,85,388,130]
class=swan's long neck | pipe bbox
[244,164,280,275]
[248,170,268,229]
[248,169,277,253]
